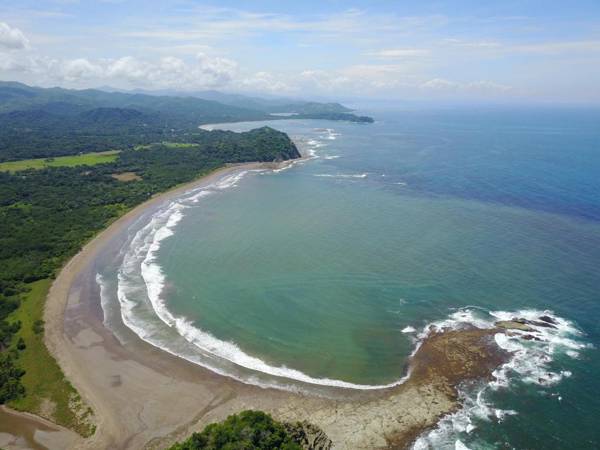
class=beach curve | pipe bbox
[43,162,280,449]
[38,159,549,450]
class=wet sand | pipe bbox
[39,161,511,449]
[0,406,79,450]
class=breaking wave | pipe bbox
[412,308,591,450]
[108,167,413,391]
[314,128,340,140]
[314,173,368,179]
[107,200,590,398]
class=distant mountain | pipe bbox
[0,82,269,125]
[0,81,373,161]
[98,86,354,115]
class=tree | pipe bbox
[169,411,302,450]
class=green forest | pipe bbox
[0,81,372,162]
[168,411,302,450]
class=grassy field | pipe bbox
[8,280,95,436]
[162,142,199,148]
[0,151,119,172]
[134,142,199,150]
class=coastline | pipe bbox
[0,405,79,450]
[33,154,514,449]
[42,161,276,449]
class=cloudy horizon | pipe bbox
[1,0,600,104]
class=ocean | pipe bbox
[98,106,600,449]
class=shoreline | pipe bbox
[42,161,278,449]
[36,153,514,449]
[0,405,79,450]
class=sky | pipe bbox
[1,0,600,103]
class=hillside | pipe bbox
[103,86,354,115]
[0,81,372,162]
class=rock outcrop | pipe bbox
[284,420,333,450]
[495,316,558,332]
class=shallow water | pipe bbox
[101,106,600,448]
[0,407,76,450]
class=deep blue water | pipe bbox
[341,106,600,221]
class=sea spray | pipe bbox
[314,173,368,179]
[412,308,590,450]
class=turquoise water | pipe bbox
[105,107,600,448]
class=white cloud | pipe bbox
[0,54,55,73]
[465,80,512,92]
[0,45,515,98]
[195,52,237,85]
[441,38,600,56]
[368,48,430,59]
[106,56,151,81]
[119,8,447,47]
[0,22,29,50]
[510,40,600,55]
[62,58,102,81]
[18,53,236,88]
[421,78,459,90]
[442,39,501,49]
[420,78,512,94]
[0,50,239,90]
[295,63,425,93]
[240,71,293,93]
[298,69,352,91]
[0,54,22,71]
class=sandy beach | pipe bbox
[28,160,511,450]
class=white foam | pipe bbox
[215,171,251,189]
[325,128,340,140]
[314,173,368,179]
[109,170,590,398]
[306,139,326,149]
[96,273,110,325]
[186,190,212,203]
[123,240,415,390]
[489,310,589,388]
[272,160,303,173]
[103,147,590,422]
[323,155,341,160]
[117,213,591,399]
[296,137,327,160]
[412,307,589,449]
[313,128,340,140]
[112,167,414,391]
[455,440,470,450]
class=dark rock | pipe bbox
[539,315,558,325]
[529,320,556,329]
[508,317,556,329]
[522,334,542,341]
[495,320,533,332]
[284,421,333,450]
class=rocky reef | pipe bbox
[284,421,333,450]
